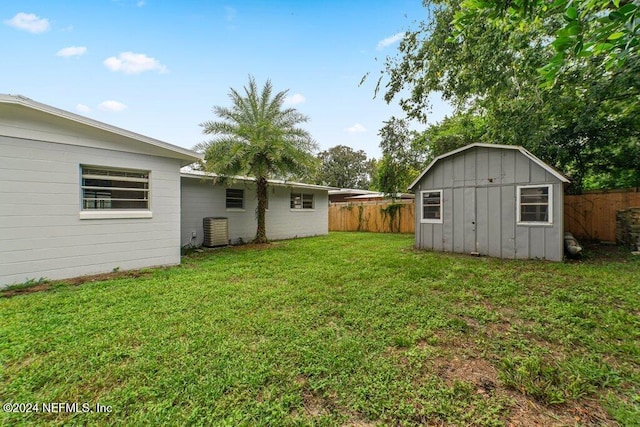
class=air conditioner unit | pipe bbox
[203,217,228,247]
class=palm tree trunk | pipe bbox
[254,176,268,243]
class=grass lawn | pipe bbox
[1,232,639,426]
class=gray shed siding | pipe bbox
[414,146,564,261]
[181,177,329,246]
[0,135,183,286]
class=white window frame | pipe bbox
[517,184,553,225]
[290,192,315,211]
[420,190,443,224]
[79,165,151,220]
[226,188,245,211]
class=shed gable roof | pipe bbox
[408,143,570,191]
[0,94,203,166]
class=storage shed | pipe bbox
[409,143,570,261]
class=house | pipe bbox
[343,192,414,203]
[181,171,332,246]
[0,95,333,287]
[0,95,202,286]
[328,188,414,204]
[409,143,570,261]
[328,188,378,204]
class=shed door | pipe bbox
[453,187,477,254]
[463,187,477,253]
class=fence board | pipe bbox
[329,188,640,243]
[329,201,414,233]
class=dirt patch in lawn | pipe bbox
[435,355,499,393]
[1,282,52,298]
[292,375,344,421]
[433,354,615,426]
[566,241,639,264]
[506,392,615,427]
[0,270,152,298]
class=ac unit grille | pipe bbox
[203,217,228,247]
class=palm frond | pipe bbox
[197,75,317,182]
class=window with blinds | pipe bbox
[517,185,552,224]
[226,188,245,209]
[81,166,150,210]
[290,192,314,209]
[421,190,442,223]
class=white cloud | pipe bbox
[98,100,127,112]
[5,12,50,34]
[76,104,92,113]
[284,93,306,105]
[56,46,87,57]
[376,32,405,50]
[110,0,145,6]
[103,52,167,74]
[346,123,367,134]
[225,6,236,21]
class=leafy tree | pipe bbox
[422,113,487,160]
[453,0,640,82]
[196,76,318,243]
[315,145,374,189]
[367,158,380,190]
[378,0,640,191]
[376,117,425,197]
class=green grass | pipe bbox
[1,233,639,426]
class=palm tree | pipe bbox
[196,76,318,243]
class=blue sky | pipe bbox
[1,0,452,158]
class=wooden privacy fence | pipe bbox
[329,200,414,233]
[564,188,640,243]
[329,188,640,242]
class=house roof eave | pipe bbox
[0,94,203,166]
[180,170,336,191]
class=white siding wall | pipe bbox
[0,136,182,286]
[0,103,186,160]
[181,177,329,246]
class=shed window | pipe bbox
[421,190,442,223]
[291,193,314,209]
[226,189,244,209]
[517,185,552,224]
[81,166,149,210]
